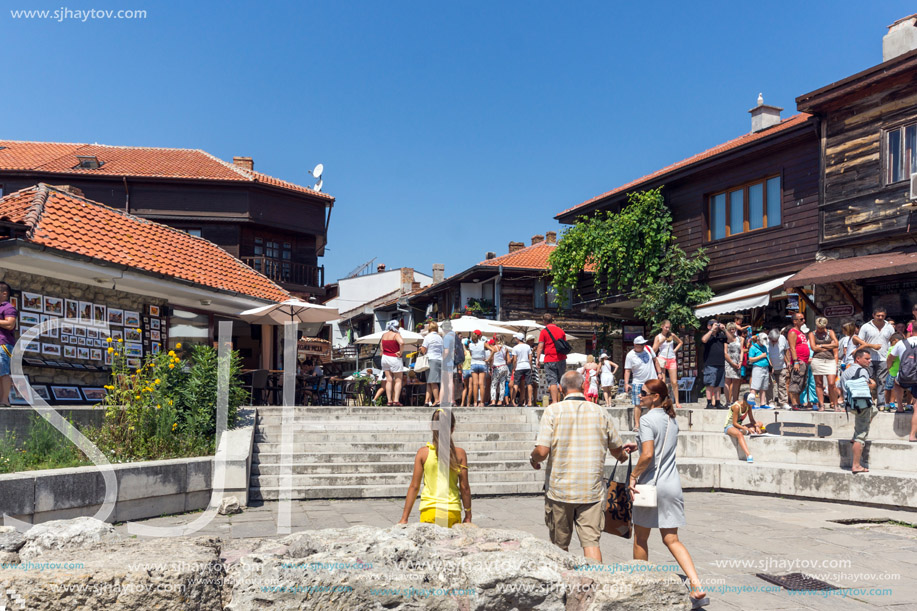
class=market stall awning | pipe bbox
[783,252,917,288]
[695,275,794,318]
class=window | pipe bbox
[886,122,917,184]
[533,279,545,309]
[186,228,202,237]
[708,175,782,240]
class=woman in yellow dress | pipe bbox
[398,409,472,527]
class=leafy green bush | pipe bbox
[0,416,88,474]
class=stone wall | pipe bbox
[814,281,865,329]
[0,269,167,389]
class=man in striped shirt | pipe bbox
[531,370,636,562]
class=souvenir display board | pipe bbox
[676,334,697,379]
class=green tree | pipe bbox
[548,187,712,330]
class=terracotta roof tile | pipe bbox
[0,184,290,302]
[556,113,813,219]
[0,140,333,201]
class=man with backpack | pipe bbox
[889,325,917,415]
[537,313,570,404]
[839,348,878,473]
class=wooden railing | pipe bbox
[241,257,324,287]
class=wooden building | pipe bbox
[784,16,917,325]
[0,141,333,298]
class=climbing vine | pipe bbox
[547,187,713,331]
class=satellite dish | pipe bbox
[310,163,324,179]
[313,178,323,192]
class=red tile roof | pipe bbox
[0,184,290,302]
[478,241,597,272]
[556,113,813,220]
[0,140,334,201]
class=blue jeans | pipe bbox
[0,344,12,377]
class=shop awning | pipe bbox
[695,275,794,318]
[783,252,917,288]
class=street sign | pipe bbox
[824,305,854,317]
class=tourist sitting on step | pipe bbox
[398,408,471,528]
[724,392,765,463]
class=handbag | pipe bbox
[414,354,430,373]
[544,325,572,356]
[603,454,633,538]
[632,416,671,509]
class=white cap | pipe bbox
[633,335,648,345]
[514,332,525,341]
[600,352,609,358]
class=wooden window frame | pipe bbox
[706,174,782,241]
[883,121,917,186]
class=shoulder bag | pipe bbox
[603,453,633,539]
[544,325,572,356]
[632,415,671,508]
[414,353,430,373]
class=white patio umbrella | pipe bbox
[440,316,516,337]
[496,319,544,333]
[238,299,340,325]
[565,352,588,366]
[354,329,425,345]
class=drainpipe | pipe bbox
[496,265,503,319]
[122,176,130,214]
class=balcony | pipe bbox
[241,256,324,289]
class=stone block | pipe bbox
[0,473,36,517]
[114,493,188,523]
[186,457,213,492]
[116,459,188,501]
[33,467,108,513]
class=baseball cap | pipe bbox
[513,332,525,341]
[707,319,718,327]
[633,335,648,345]
[473,329,482,336]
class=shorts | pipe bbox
[852,405,878,445]
[462,369,472,379]
[788,362,808,394]
[544,497,604,550]
[885,374,897,392]
[544,361,565,386]
[471,363,487,374]
[631,381,645,406]
[724,426,733,434]
[515,369,531,385]
[703,365,725,388]
[381,355,404,373]
[427,359,442,384]
[750,367,770,391]
[657,357,677,371]
[0,344,12,377]
[419,507,461,528]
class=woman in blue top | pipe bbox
[747,332,771,398]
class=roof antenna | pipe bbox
[308,163,324,192]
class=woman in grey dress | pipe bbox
[630,378,708,609]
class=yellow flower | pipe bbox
[135,395,141,400]
[154,379,160,384]
[155,404,161,409]
[169,364,175,369]
[129,426,134,431]
[117,338,123,343]
[107,347,114,354]
[168,399,173,406]
[104,385,114,390]
[171,423,177,430]
[136,328,142,333]
[106,337,112,343]
[114,352,119,356]
[168,351,176,357]
[175,343,182,349]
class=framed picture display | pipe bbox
[93,304,106,326]
[9,295,18,311]
[43,296,63,316]
[77,337,86,346]
[45,317,59,338]
[151,318,161,330]
[63,345,77,358]
[151,342,162,354]
[21,312,40,326]
[9,380,33,405]
[60,335,70,345]
[108,308,124,325]
[81,387,107,401]
[71,363,86,370]
[51,386,82,401]
[61,323,74,335]
[149,305,161,317]
[23,357,45,366]
[124,311,141,328]
[126,357,141,369]
[23,339,41,354]
[65,299,79,322]
[150,329,161,341]
[21,292,43,313]
[77,347,90,359]
[57,361,73,369]
[31,385,52,401]
[79,302,92,325]
[104,350,113,366]
[125,328,142,343]
[41,343,61,357]
[125,342,143,357]
[111,329,123,341]
[74,326,86,337]
[86,328,99,339]
[90,348,102,361]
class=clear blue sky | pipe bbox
[2,1,912,282]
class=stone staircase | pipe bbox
[249,405,917,509]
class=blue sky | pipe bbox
[2,1,912,282]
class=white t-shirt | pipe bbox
[838,336,856,366]
[890,337,917,359]
[766,336,790,370]
[492,345,509,367]
[512,343,532,370]
[858,320,894,359]
[469,340,487,364]
[625,347,657,384]
[422,333,443,361]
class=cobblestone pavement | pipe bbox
[119,491,917,610]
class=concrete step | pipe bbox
[253,440,536,453]
[249,469,545,488]
[257,413,535,425]
[253,431,537,443]
[256,406,536,417]
[250,481,547,501]
[251,459,533,475]
[255,422,537,434]
[252,449,530,465]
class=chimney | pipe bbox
[400,268,414,294]
[545,231,557,245]
[485,251,496,260]
[377,263,386,273]
[884,14,917,61]
[508,241,524,253]
[531,234,545,246]
[233,156,254,171]
[411,281,420,292]
[749,93,782,133]
[53,185,85,197]
[432,263,445,284]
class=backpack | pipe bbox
[844,369,873,413]
[896,340,917,387]
[452,333,465,368]
[544,325,572,356]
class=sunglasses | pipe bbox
[639,390,657,397]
